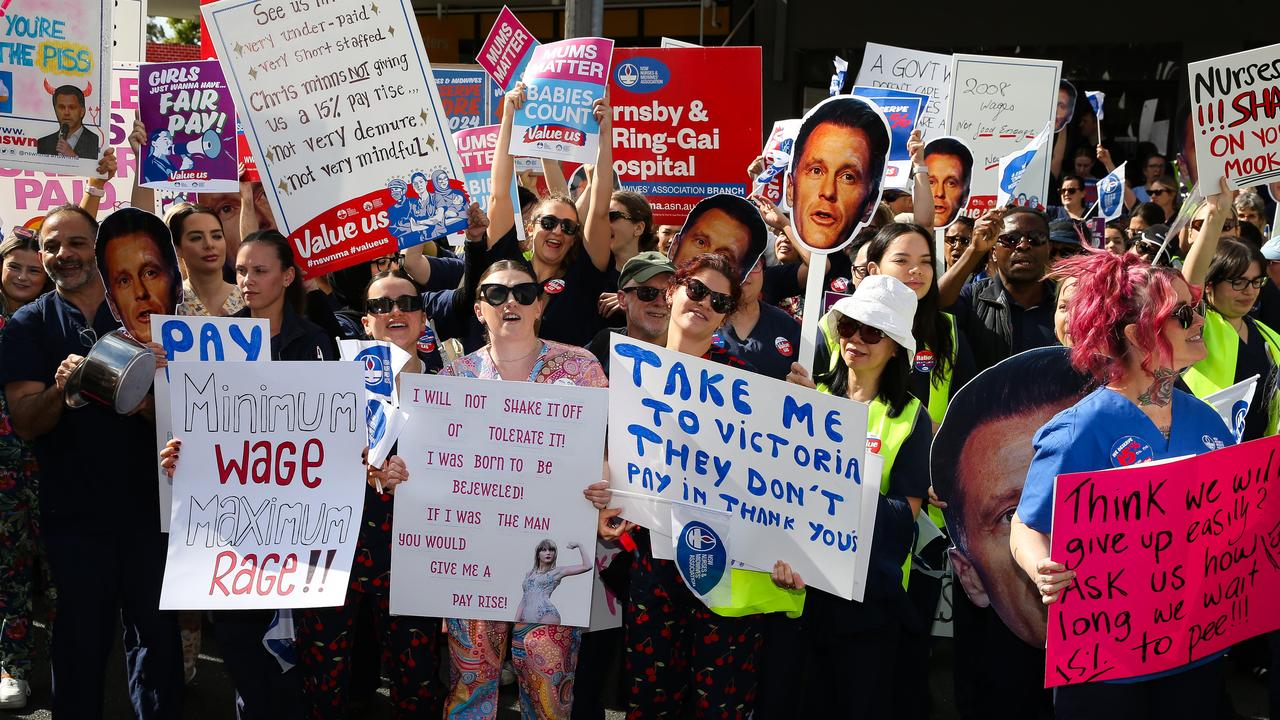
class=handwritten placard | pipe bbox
[140,60,238,192]
[201,0,469,277]
[1046,436,1280,687]
[160,361,366,609]
[151,315,270,532]
[855,42,952,138]
[390,375,607,626]
[606,336,875,601]
[511,37,613,164]
[1188,42,1280,191]
[946,54,1061,216]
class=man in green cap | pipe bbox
[587,250,675,376]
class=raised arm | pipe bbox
[128,117,155,212]
[542,159,568,196]
[557,541,593,577]
[487,83,525,243]
[939,208,1003,308]
[908,130,932,229]
[580,96,614,272]
[80,148,117,216]
[1096,146,1137,211]
[1181,177,1232,288]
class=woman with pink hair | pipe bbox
[1009,250,1234,717]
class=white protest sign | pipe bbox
[152,315,270,532]
[607,336,875,601]
[390,375,607,626]
[1188,42,1280,191]
[0,63,139,232]
[160,361,366,609]
[0,0,113,175]
[201,0,470,278]
[947,54,1061,216]
[855,42,952,138]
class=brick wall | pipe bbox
[145,43,200,62]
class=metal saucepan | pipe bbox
[65,329,157,413]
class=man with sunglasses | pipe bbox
[588,252,675,377]
[941,207,1060,372]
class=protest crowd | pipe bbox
[1,4,1280,720]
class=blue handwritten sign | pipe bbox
[607,336,875,600]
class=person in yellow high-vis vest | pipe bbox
[1183,238,1280,443]
[773,275,930,720]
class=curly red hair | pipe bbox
[1056,250,1200,383]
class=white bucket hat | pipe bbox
[828,275,918,359]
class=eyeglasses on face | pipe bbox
[852,265,869,279]
[835,316,886,344]
[678,277,735,314]
[373,254,404,272]
[1060,186,1083,195]
[621,285,664,302]
[366,294,424,314]
[1225,276,1267,291]
[608,210,634,223]
[1149,188,1173,197]
[995,232,1049,249]
[479,282,542,306]
[537,215,581,235]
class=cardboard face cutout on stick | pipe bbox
[667,194,767,282]
[923,136,974,230]
[785,95,891,254]
[1055,80,1078,133]
[95,207,183,344]
[930,346,1092,648]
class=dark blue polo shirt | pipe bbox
[0,291,159,533]
[718,301,801,381]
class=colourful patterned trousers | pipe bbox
[0,477,49,680]
[445,618,581,719]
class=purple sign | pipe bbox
[139,61,238,192]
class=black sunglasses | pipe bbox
[835,316,886,344]
[944,234,971,248]
[608,210,634,223]
[1060,187,1082,195]
[366,294,423,314]
[1149,188,1173,197]
[996,232,1049,248]
[1227,276,1268,291]
[1169,302,1199,329]
[11,226,35,241]
[1190,218,1239,232]
[679,277,735,314]
[621,285,664,302]
[480,282,542,306]
[537,216,581,235]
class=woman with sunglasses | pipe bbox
[1147,175,1179,223]
[1010,250,1233,719]
[0,228,52,709]
[597,191,657,324]
[621,254,802,720]
[1049,174,1090,222]
[483,82,614,347]
[438,257,614,719]
[165,203,244,317]
[291,267,447,719]
[771,275,930,719]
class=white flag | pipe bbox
[996,120,1054,207]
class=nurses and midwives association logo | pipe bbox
[613,57,670,94]
[675,520,727,596]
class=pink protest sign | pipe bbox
[1046,435,1280,687]
[476,6,538,92]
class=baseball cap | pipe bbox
[1048,219,1082,247]
[828,275,918,359]
[618,251,677,288]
